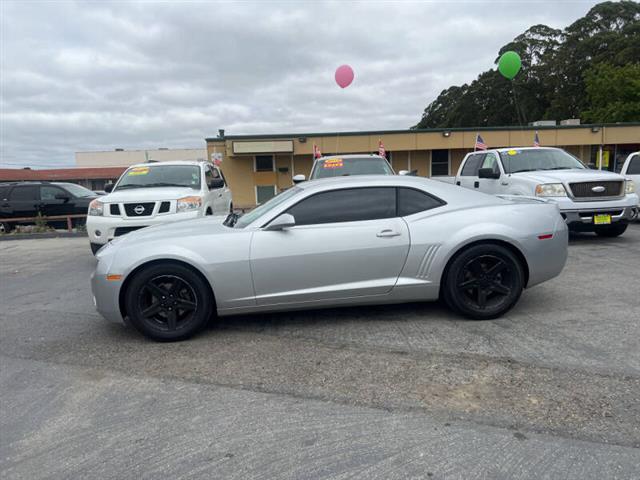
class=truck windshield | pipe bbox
[312,156,394,179]
[115,165,201,190]
[499,149,586,174]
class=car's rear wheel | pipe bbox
[443,244,524,320]
[124,263,213,341]
[594,222,627,238]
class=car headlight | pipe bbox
[176,196,202,212]
[88,199,104,216]
[625,180,636,194]
[535,183,567,197]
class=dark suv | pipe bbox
[0,182,97,233]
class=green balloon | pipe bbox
[498,51,522,80]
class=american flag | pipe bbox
[475,134,487,151]
[378,139,386,158]
[313,143,322,159]
[534,131,540,147]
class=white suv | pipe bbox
[87,161,232,253]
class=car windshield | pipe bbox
[499,149,585,174]
[61,183,96,197]
[233,187,301,229]
[115,165,201,190]
[311,156,394,179]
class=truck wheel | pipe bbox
[124,262,213,341]
[594,223,628,238]
[443,244,524,320]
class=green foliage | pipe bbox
[414,1,640,129]
[582,63,640,122]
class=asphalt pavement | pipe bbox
[1,225,639,479]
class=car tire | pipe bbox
[0,222,12,234]
[443,244,524,320]
[594,222,628,238]
[90,242,102,255]
[124,262,213,341]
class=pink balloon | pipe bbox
[335,64,354,89]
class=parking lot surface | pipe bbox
[1,225,640,479]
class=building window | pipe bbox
[255,155,274,172]
[431,149,449,176]
[256,185,276,204]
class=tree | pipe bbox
[581,63,640,122]
[413,1,640,129]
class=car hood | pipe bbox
[113,215,229,245]
[511,169,625,184]
[99,187,200,203]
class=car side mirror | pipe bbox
[208,178,225,189]
[105,183,114,193]
[264,213,296,231]
[478,168,500,179]
[292,174,306,184]
[55,193,70,202]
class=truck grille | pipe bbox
[124,202,155,217]
[569,181,623,199]
[114,226,147,237]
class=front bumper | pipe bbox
[549,195,639,226]
[87,210,201,245]
[91,254,125,324]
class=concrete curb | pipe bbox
[0,231,88,241]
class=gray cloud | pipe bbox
[1,0,597,167]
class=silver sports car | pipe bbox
[91,176,568,341]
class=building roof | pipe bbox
[0,167,126,182]
[205,122,640,142]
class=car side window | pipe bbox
[218,168,227,185]
[0,186,10,201]
[9,186,39,201]
[397,188,445,216]
[41,186,65,200]
[460,154,485,176]
[212,167,222,181]
[204,166,214,188]
[286,187,396,226]
[481,153,500,174]
[628,155,640,175]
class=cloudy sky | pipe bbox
[1,0,599,168]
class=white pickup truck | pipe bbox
[449,147,639,237]
[620,151,640,201]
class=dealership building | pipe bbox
[206,123,640,208]
[3,123,637,209]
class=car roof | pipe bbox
[126,160,210,169]
[315,154,387,161]
[485,147,561,153]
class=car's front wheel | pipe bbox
[594,222,628,238]
[0,222,12,234]
[124,263,214,341]
[443,244,524,320]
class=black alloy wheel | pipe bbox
[443,244,524,320]
[125,263,213,341]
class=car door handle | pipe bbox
[377,229,401,238]
[474,181,479,188]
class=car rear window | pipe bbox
[9,186,39,201]
[0,185,11,200]
[312,157,394,179]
